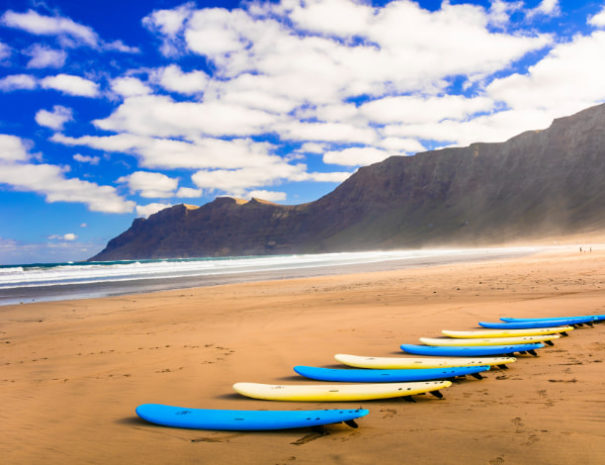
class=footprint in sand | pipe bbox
[511,417,524,433]
[290,429,330,445]
[488,457,505,465]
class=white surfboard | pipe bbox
[441,326,573,338]
[334,353,516,369]
[233,381,451,402]
[419,334,560,347]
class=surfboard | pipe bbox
[400,343,545,356]
[442,326,573,338]
[293,365,490,382]
[419,335,560,347]
[335,353,517,369]
[232,381,451,402]
[135,404,369,430]
[500,315,604,323]
[479,320,587,329]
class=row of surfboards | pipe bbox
[136,313,604,431]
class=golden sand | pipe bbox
[1,247,604,464]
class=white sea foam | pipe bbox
[0,247,538,290]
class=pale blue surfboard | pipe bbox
[294,365,490,382]
[400,343,544,356]
[136,404,369,431]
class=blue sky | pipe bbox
[1,0,605,264]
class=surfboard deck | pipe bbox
[480,320,587,329]
[400,343,545,356]
[232,381,451,401]
[335,353,516,369]
[500,315,604,323]
[294,365,490,382]
[419,335,559,347]
[442,326,573,338]
[136,404,369,430]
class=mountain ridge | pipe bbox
[90,103,605,261]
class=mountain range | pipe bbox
[90,103,605,261]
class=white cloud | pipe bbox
[527,0,560,19]
[176,187,202,198]
[0,41,10,61]
[94,94,276,138]
[298,142,327,154]
[52,133,281,170]
[360,95,494,125]
[0,134,30,162]
[25,44,66,68]
[104,40,140,53]
[377,137,425,154]
[1,9,98,47]
[136,203,172,218]
[73,153,100,165]
[35,105,73,130]
[117,171,178,198]
[142,2,195,56]
[589,6,605,27]
[49,233,77,241]
[323,146,391,166]
[247,190,287,202]
[111,76,151,97]
[0,74,37,91]
[487,31,605,117]
[192,164,305,195]
[40,74,99,97]
[153,64,208,95]
[0,133,134,213]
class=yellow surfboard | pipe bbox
[335,353,516,369]
[419,334,560,347]
[442,326,573,338]
[232,381,451,402]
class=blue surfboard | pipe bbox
[136,404,369,431]
[500,315,604,324]
[400,343,544,356]
[480,320,589,329]
[293,365,490,382]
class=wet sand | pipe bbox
[1,246,604,465]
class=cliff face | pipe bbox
[90,103,605,260]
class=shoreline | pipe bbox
[0,245,542,306]
[2,246,604,464]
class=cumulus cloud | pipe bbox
[40,74,99,97]
[35,105,73,130]
[136,202,172,218]
[588,6,605,27]
[1,9,98,47]
[142,2,195,56]
[0,74,37,91]
[0,133,134,213]
[152,64,208,95]
[487,31,605,117]
[111,76,151,97]
[49,233,77,241]
[0,41,10,61]
[25,44,66,68]
[247,190,287,202]
[73,153,100,165]
[176,187,202,198]
[526,0,560,19]
[323,146,392,166]
[117,171,178,198]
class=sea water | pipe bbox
[0,247,538,306]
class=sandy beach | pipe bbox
[1,246,604,465]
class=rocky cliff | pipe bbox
[90,103,605,260]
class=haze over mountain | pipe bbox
[90,103,605,261]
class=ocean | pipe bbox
[0,247,539,306]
